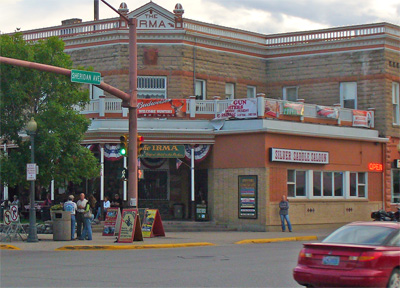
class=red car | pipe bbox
[293,221,400,288]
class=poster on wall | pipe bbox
[137,99,187,117]
[238,175,258,219]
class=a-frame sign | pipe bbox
[141,209,165,238]
[117,208,143,243]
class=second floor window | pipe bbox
[195,79,206,100]
[247,86,256,98]
[340,82,357,109]
[283,86,298,101]
[138,76,167,99]
[393,82,400,125]
[225,83,235,99]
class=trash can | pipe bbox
[173,203,184,219]
[195,204,208,221]
[51,211,71,241]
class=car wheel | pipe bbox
[387,268,400,288]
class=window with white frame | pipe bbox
[350,172,367,198]
[392,169,400,203]
[225,83,235,99]
[393,82,400,125]
[283,86,298,102]
[247,86,256,98]
[195,79,206,100]
[137,76,167,99]
[287,170,306,197]
[340,82,357,109]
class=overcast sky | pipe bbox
[0,0,399,35]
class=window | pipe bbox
[287,170,306,197]
[340,82,357,109]
[392,169,400,203]
[283,86,298,101]
[247,86,256,98]
[350,172,367,198]
[195,79,206,100]
[393,82,400,125]
[137,76,167,99]
[138,170,169,200]
[225,83,235,99]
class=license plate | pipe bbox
[322,256,340,266]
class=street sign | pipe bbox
[27,163,37,181]
[71,69,101,85]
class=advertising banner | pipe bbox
[264,99,280,118]
[316,105,339,119]
[217,99,257,119]
[142,209,165,238]
[352,110,373,128]
[282,102,304,116]
[117,208,143,243]
[102,208,121,236]
[137,99,186,117]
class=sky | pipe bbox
[0,0,399,35]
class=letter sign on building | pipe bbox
[269,148,329,164]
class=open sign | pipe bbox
[368,163,383,171]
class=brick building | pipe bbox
[5,1,399,230]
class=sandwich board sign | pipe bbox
[142,209,165,238]
[117,208,143,243]
[102,208,121,236]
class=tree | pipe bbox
[0,33,100,192]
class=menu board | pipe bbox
[238,175,258,219]
[117,208,143,243]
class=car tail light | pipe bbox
[298,248,312,262]
[349,251,382,262]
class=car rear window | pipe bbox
[323,225,396,245]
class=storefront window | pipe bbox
[323,172,333,196]
[287,170,306,197]
[350,172,367,198]
[334,172,343,196]
[392,169,400,203]
[139,170,169,200]
[313,171,322,196]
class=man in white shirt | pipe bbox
[63,195,77,240]
[76,193,88,240]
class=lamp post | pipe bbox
[26,117,38,242]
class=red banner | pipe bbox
[137,99,187,117]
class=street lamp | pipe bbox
[26,117,38,242]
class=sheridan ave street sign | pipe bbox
[71,69,101,85]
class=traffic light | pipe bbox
[137,135,144,157]
[119,135,128,156]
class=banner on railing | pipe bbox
[265,99,280,118]
[137,99,187,117]
[216,99,257,119]
[352,110,373,128]
[316,105,338,119]
[282,102,304,116]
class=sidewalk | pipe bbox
[0,228,335,251]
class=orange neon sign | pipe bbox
[368,163,383,171]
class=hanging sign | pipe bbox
[27,163,37,181]
[117,208,143,243]
[282,102,304,116]
[142,209,165,238]
[238,175,258,219]
[269,148,329,164]
[217,99,257,119]
[102,208,121,236]
[352,110,373,128]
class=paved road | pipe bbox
[1,241,305,287]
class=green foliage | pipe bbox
[0,33,100,189]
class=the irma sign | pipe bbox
[269,148,329,164]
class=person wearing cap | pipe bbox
[63,195,77,240]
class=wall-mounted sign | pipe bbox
[269,148,329,164]
[137,99,187,117]
[238,175,258,219]
[368,163,383,171]
[141,144,185,158]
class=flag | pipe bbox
[176,158,183,170]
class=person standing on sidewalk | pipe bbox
[76,193,88,240]
[81,201,93,240]
[279,195,293,232]
[63,195,77,240]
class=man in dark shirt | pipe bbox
[111,194,123,211]
[279,195,293,232]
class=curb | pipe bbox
[55,242,215,251]
[0,244,21,250]
[234,235,318,244]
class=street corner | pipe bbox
[55,242,216,251]
[234,235,318,245]
[0,244,21,250]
